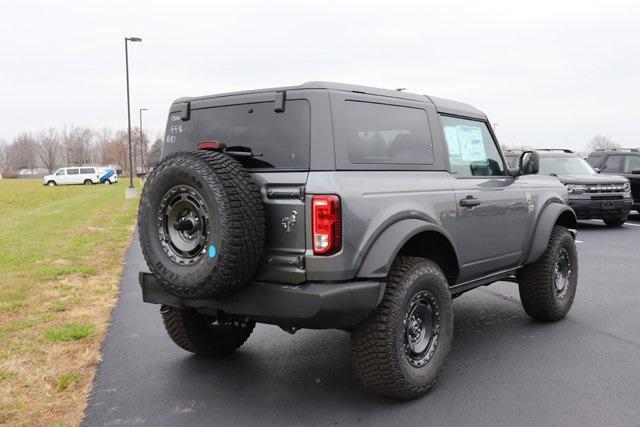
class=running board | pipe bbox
[450,269,519,295]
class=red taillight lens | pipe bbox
[197,140,222,150]
[312,195,341,255]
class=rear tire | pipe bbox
[160,306,254,356]
[351,257,453,400]
[517,226,578,321]
[603,217,625,227]
[84,179,93,185]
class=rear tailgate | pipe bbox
[251,172,308,284]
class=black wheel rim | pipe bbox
[404,290,441,368]
[157,185,210,265]
[554,248,571,298]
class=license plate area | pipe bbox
[601,200,615,209]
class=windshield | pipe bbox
[538,156,596,175]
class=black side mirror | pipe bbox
[632,168,640,175]
[519,150,540,175]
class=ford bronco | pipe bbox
[138,82,578,399]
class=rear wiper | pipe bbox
[223,145,263,158]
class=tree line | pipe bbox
[499,134,622,154]
[0,126,163,177]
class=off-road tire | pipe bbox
[160,306,255,356]
[139,151,265,299]
[517,226,578,321]
[351,257,453,400]
[603,217,626,227]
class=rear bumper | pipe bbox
[139,272,385,329]
[569,195,632,220]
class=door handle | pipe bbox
[459,195,481,207]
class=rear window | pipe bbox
[168,100,310,169]
[344,101,434,165]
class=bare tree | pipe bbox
[37,128,61,173]
[9,132,39,170]
[0,139,8,173]
[147,138,163,168]
[95,127,113,164]
[589,134,620,151]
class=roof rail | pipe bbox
[536,148,575,154]
[594,148,639,152]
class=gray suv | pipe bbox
[505,149,632,226]
[138,82,578,399]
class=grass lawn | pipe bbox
[0,179,140,426]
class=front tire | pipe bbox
[160,306,255,356]
[351,257,453,400]
[517,226,578,321]
[603,217,626,227]
[47,181,56,186]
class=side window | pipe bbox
[67,168,79,175]
[587,154,603,167]
[439,115,505,177]
[624,155,640,173]
[80,168,94,174]
[602,155,624,173]
[56,169,65,176]
[344,101,434,165]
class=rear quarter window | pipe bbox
[343,101,434,165]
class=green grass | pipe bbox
[0,370,13,382]
[0,179,140,425]
[44,323,95,342]
[56,373,80,391]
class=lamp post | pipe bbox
[124,36,142,197]
[139,108,148,175]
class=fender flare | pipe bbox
[524,203,577,264]
[357,219,459,278]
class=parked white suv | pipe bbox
[43,167,118,186]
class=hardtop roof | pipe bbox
[174,81,487,120]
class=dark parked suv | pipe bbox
[587,148,640,213]
[138,82,578,399]
[505,149,632,226]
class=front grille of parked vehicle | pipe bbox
[591,195,624,200]
[585,184,625,193]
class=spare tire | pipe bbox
[138,151,265,299]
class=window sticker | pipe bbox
[444,125,485,162]
[444,126,461,157]
[457,125,486,162]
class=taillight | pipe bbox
[312,195,341,255]
[197,140,224,151]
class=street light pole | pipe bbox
[139,108,148,175]
[124,36,142,196]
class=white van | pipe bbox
[43,167,118,186]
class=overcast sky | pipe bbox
[1,0,639,151]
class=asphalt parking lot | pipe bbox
[85,213,640,426]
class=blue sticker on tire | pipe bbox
[208,245,217,258]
